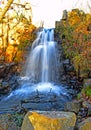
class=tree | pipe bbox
[0,0,36,63]
[0,0,14,22]
[55,9,91,78]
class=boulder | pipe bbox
[77,117,91,130]
[0,114,20,130]
[82,101,91,116]
[21,111,76,130]
[65,100,82,113]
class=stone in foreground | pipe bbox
[21,111,76,130]
[77,117,91,130]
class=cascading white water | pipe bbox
[0,28,74,113]
[25,28,57,82]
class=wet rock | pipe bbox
[77,117,91,130]
[21,111,76,130]
[84,78,91,88]
[0,74,19,94]
[66,75,71,84]
[21,93,69,111]
[0,62,18,79]
[82,101,91,108]
[0,65,6,78]
[63,62,74,74]
[78,107,88,118]
[0,81,10,94]
[63,59,70,65]
[8,75,19,90]
[67,65,75,72]
[2,81,9,88]
[22,102,54,111]
[61,75,67,81]
[64,100,82,114]
[82,101,91,116]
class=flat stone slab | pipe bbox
[21,111,76,130]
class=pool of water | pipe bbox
[0,79,74,113]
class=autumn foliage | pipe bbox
[55,9,91,78]
[0,1,36,64]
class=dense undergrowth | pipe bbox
[55,8,91,100]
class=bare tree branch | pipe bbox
[87,1,91,13]
[0,0,14,22]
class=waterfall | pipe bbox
[0,29,75,113]
[25,28,57,82]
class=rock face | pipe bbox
[77,117,91,130]
[0,62,17,79]
[21,111,76,130]
[0,62,19,95]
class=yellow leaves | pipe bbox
[69,16,80,26]
[72,54,87,74]
[56,9,91,78]
[68,9,81,26]
[19,24,36,43]
[86,13,91,22]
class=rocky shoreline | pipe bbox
[0,97,91,130]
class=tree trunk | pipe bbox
[0,0,14,22]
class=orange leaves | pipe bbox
[56,9,91,78]
[5,45,18,62]
[73,43,77,48]
[75,22,89,35]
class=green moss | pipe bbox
[77,85,91,100]
[77,93,82,99]
[9,113,25,127]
